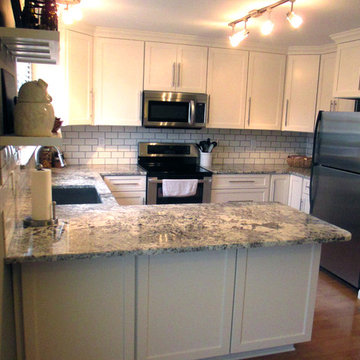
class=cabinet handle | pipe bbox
[247,97,251,126]
[112,182,140,186]
[330,100,333,112]
[284,99,289,127]
[142,197,145,205]
[358,75,360,91]
[177,63,181,87]
[229,180,256,183]
[90,89,94,121]
[333,100,337,111]
[172,62,176,88]
[227,200,254,203]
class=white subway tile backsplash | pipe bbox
[60,126,314,166]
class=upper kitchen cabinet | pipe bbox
[207,48,248,129]
[144,42,208,93]
[282,55,320,132]
[245,52,285,130]
[333,40,360,98]
[316,52,355,115]
[94,38,144,126]
[65,29,94,125]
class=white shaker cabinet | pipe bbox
[245,52,285,130]
[316,52,355,115]
[144,42,208,93]
[21,257,136,360]
[207,48,248,129]
[104,175,146,205]
[269,174,290,205]
[231,244,320,353]
[288,175,310,214]
[94,38,144,126]
[282,55,320,132]
[64,29,94,125]
[136,250,237,360]
[333,40,360,98]
[211,174,270,203]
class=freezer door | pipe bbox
[313,111,360,173]
[311,165,360,288]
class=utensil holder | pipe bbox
[200,152,212,168]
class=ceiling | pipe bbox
[79,0,360,47]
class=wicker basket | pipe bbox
[287,155,312,168]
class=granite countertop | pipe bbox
[5,164,350,263]
[204,164,311,178]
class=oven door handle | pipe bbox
[148,178,209,184]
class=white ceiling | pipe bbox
[79,0,360,47]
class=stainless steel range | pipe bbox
[138,142,212,205]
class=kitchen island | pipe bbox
[6,166,350,360]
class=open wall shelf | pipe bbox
[0,27,59,64]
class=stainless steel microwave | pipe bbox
[142,91,208,129]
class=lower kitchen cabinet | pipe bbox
[20,256,136,360]
[288,175,310,214]
[211,174,270,203]
[17,244,321,360]
[136,250,237,360]
[231,244,320,353]
[269,174,290,205]
[104,175,146,205]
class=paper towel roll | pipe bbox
[31,168,52,221]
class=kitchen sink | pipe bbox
[52,185,102,205]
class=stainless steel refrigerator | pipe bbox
[311,111,360,290]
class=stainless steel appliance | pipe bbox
[138,142,212,204]
[142,91,208,129]
[311,111,360,290]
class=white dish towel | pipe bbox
[162,179,198,197]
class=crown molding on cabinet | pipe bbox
[288,43,337,55]
[93,25,289,54]
[330,27,360,44]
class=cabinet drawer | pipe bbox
[212,174,270,189]
[211,188,269,203]
[113,191,145,206]
[104,176,146,192]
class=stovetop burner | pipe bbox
[137,142,212,178]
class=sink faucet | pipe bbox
[34,146,65,168]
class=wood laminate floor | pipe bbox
[253,270,360,360]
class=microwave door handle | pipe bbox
[189,100,195,125]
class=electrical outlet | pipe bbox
[98,136,105,147]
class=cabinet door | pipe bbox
[282,55,320,132]
[231,244,321,353]
[269,174,290,205]
[176,45,207,93]
[333,40,360,98]
[301,178,310,214]
[94,38,144,126]
[316,53,355,114]
[113,192,145,205]
[245,52,285,130]
[65,29,93,125]
[207,48,248,129]
[317,52,336,113]
[22,257,135,360]
[136,250,236,360]
[144,42,177,91]
[288,175,303,210]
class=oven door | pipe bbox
[147,176,212,204]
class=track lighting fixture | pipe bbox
[229,21,249,47]
[228,0,303,46]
